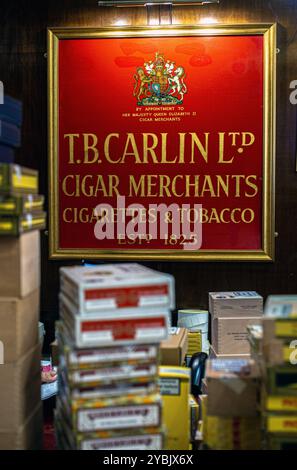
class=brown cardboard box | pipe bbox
[0,343,41,429]
[212,316,262,355]
[0,404,42,450]
[206,359,260,417]
[0,231,40,298]
[160,328,188,366]
[209,292,263,318]
[0,290,40,363]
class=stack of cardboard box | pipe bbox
[202,359,261,450]
[0,167,43,449]
[55,263,174,450]
[209,291,263,358]
[259,296,297,449]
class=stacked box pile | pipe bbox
[209,291,263,358]
[55,263,174,450]
[202,359,262,450]
[259,296,297,449]
[177,309,209,358]
[0,164,44,449]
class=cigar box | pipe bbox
[265,414,297,434]
[0,231,40,297]
[70,394,162,433]
[263,394,297,412]
[0,194,44,215]
[63,361,158,388]
[209,291,263,318]
[57,323,159,369]
[0,211,46,235]
[0,163,38,195]
[159,366,191,450]
[263,316,297,340]
[55,408,164,450]
[211,316,262,355]
[60,294,169,348]
[60,263,175,315]
[264,295,297,318]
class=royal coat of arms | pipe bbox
[133,52,187,106]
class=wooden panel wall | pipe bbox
[0,0,297,350]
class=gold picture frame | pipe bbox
[48,23,276,261]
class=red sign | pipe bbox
[48,25,276,261]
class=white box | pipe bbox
[60,263,175,315]
[209,291,263,318]
[60,294,169,348]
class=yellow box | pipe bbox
[275,321,297,338]
[159,366,190,450]
[266,415,297,434]
[265,395,297,412]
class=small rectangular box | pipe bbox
[0,344,41,429]
[0,163,38,195]
[0,289,40,362]
[160,327,188,366]
[57,324,159,369]
[159,366,191,450]
[0,194,44,215]
[212,316,262,355]
[209,291,263,318]
[55,409,164,450]
[0,231,40,297]
[71,395,162,433]
[266,414,297,434]
[60,294,169,348]
[263,394,297,412]
[264,295,297,318]
[60,263,175,315]
[263,316,297,341]
[64,362,158,388]
[0,404,42,450]
[0,211,46,235]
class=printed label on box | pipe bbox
[84,285,169,309]
[80,434,163,450]
[77,404,160,431]
[159,378,180,396]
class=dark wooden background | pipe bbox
[1,0,297,351]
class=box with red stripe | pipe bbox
[60,263,175,315]
[60,294,170,348]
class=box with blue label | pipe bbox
[209,291,263,318]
